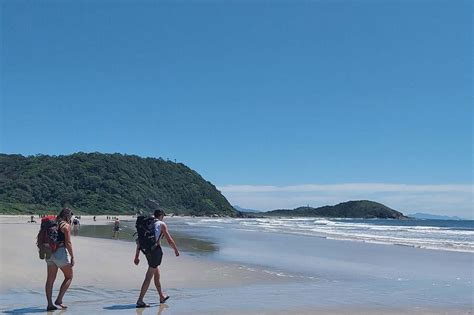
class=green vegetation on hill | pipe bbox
[0,153,237,216]
[264,200,408,219]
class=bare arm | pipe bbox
[62,223,75,266]
[134,244,140,265]
[161,223,179,256]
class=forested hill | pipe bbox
[0,153,237,216]
[264,200,408,219]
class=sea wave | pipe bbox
[183,217,474,253]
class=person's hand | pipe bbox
[174,249,180,257]
[134,257,140,265]
[70,257,75,267]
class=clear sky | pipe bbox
[1,0,472,217]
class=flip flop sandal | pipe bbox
[136,302,150,308]
[54,302,68,309]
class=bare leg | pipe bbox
[137,267,155,304]
[55,264,73,308]
[45,264,58,310]
[153,268,166,301]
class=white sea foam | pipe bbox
[184,217,474,253]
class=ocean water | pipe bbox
[175,217,474,253]
[163,217,473,308]
[165,216,474,309]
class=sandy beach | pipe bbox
[0,215,472,314]
[0,216,293,290]
[0,216,304,315]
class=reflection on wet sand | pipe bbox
[135,304,169,315]
[77,222,218,254]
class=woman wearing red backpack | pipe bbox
[44,208,75,311]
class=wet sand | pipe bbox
[0,215,472,314]
[76,221,218,254]
[0,216,291,291]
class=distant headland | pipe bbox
[244,200,409,219]
[1,153,409,219]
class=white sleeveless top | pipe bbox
[154,220,164,242]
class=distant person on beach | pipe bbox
[93,216,96,222]
[72,217,80,235]
[112,217,120,239]
[134,209,180,307]
[44,208,75,311]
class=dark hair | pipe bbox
[154,209,166,218]
[57,207,73,224]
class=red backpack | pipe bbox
[36,216,61,259]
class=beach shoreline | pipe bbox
[1,215,472,314]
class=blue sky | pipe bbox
[1,1,472,217]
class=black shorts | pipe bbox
[145,246,163,268]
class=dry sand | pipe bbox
[0,215,290,292]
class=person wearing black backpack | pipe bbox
[134,209,179,308]
[44,208,75,311]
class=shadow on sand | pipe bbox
[2,307,65,314]
[103,303,159,310]
[2,304,168,314]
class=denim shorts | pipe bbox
[45,247,71,268]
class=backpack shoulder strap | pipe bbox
[58,221,68,231]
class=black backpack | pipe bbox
[135,215,157,254]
